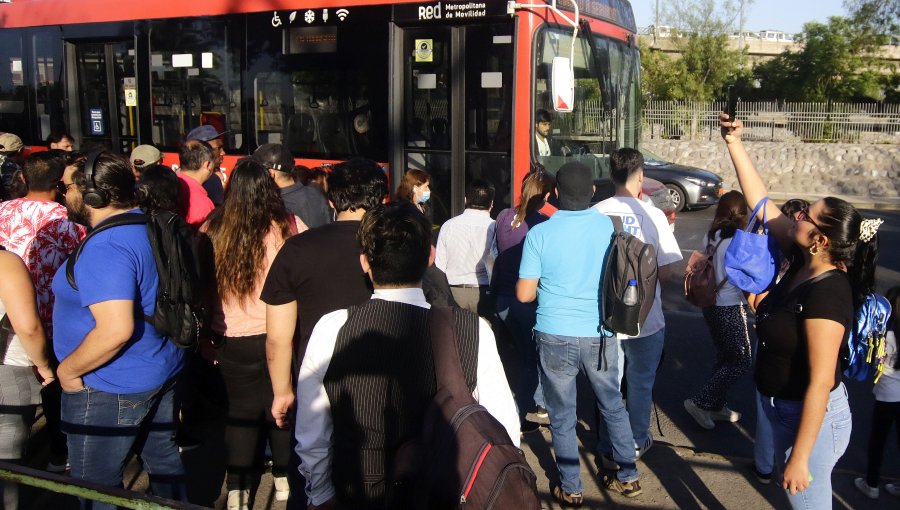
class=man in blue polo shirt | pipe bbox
[52,152,185,508]
[516,161,642,504]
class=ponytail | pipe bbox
[847,234,878,310]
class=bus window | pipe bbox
[247,9,390,161]
[0,32,26,137]
[33,29,65,142]
[533,27,608,180]
[149,18,243,152]
[533,27,642,181]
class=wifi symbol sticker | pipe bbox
[336,9,349,21]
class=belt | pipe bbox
[450,284,484,288]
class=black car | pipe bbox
[640,149,724,212]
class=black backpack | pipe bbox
[390,306,540,509]
[66,211,204,349]
[602,216,659,336]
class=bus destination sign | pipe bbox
[394,1,508,23]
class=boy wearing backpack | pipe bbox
[295,202,519,509]
[593,148,682,462]
[518,161,642,503]
[51,153,186,509]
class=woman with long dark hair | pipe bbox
[493,170,555,433]
[683,190,751,429]
[720,114,881,509]
[201,158,302,510]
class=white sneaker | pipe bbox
[227,489,250,510]
[684,399,715,429]
[710,405,741,423]
[274,476,290,501]
[854,477,879,499]
[885,482,900,497]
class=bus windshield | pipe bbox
[533,26,640,180]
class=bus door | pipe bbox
[395,22,514,224]
[66,41,137,153]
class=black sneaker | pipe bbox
[534,405,549,419]
[603,474,642,498]
[176,434,202,452]
[752,465,772,485]
[520,421,540,434]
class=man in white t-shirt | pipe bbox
[594,148,682,461]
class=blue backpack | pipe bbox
[844,293,892,383]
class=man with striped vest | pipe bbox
[294,202,518,510]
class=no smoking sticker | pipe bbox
[414,39,433,62]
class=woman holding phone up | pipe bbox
[720,114,882,509]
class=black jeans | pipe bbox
[218,334,291,491]
[866,400,900,487]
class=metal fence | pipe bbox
[643,101,900,144]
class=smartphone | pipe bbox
[726,85,738,121]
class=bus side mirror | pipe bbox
[551,56,574,113]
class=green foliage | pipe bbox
[844,0,900,37]
[752,16,888,102]
[639,1,746,101]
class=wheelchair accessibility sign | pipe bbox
[89,108,104,136]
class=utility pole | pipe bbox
[738,0,746,67]
[654,0,660,46]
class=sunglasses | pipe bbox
[797,207,823,231]
[56,181,75,194]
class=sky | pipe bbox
[631,0,849,34]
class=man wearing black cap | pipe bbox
[186,125,227,206]
[516,162,642,503]
[253,143,330,229]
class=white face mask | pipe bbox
[417,190,431,204]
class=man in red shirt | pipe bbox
[176,140,216,230]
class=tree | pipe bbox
[844,0,900,37]
[639,0,747,101]
[753,16,887,102]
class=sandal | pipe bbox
[552,486,583,508]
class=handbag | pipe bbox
[724,197,780,294]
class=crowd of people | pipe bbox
[0,113,895,510]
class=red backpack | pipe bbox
[684,238,728,308]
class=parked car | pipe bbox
[640,149,724,212]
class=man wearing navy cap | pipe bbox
[185,125,227,206]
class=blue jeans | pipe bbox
[495,295,544,420]
[536,331,639,493]
[760,384,852,510]
[598,329,665,451]
[61,378,186,510]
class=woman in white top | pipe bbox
[0,247,54,509]
[854,286,900,500]
[684,191,752,429]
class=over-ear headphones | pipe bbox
[82,150,110,208]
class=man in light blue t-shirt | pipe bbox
[517,162,642,503]
[52,153,185,509]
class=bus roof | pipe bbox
[0,0,634,31]
[0,0,421,29]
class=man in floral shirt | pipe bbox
[0,150,85,472]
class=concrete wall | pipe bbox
[642,140,900,203]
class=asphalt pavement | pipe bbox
[18,206,900,509]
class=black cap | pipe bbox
[252,144,294,173]
[555,162,594,210]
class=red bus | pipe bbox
[0,0,640,223]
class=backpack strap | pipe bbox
[609,215,624,234]
[429,306,474,404]
[66,213,149,291]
